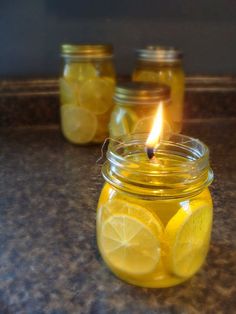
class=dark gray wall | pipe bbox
[1,0,236,78]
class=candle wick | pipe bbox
[146,146,155,160]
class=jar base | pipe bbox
[110,269,189,288]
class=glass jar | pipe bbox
[97,133,213,288]
[60,44,116,144]
[109,82,172,137]
[132,46,185,133]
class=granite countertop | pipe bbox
[0,78,236,314]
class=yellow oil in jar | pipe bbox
[97,151,213,288]
[132,47,185,133]
[109,82,172,138]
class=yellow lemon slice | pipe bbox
[109,110,129,137]
[100,214,161,275]
[64,63,97,81]
[77,63,97,81]
[165,200,213,278]
[79,78,114,114]
[109,108,139,137]
[99,199,164,238]
[63,63,79,80]
[60,105,97,144]
[125,109,139,132]
[59,78,79,105]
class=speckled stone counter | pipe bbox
[1,77,236,127]
[0,118,235,314]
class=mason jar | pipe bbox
[60,44,116,144]
[132,46,185,133]
[109,82,172,137]
[97,133,213,288]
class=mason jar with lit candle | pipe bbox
[60,44,116,144]
[132,46,185,133]
[97,104,213,288]
[109,82,173,137]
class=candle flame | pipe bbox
[146,102,163,149]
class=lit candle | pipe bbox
[146,102,163,160]
[97,106,214,288]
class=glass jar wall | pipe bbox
[132,46,185,133]
[60,44,116,144]
[96,133,213,288]
[109,82,172,138]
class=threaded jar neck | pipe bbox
[135,46,182,64]
[102,133,213,199]
[114,82,170,106]
[61,44,113,60]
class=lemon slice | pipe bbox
[100,214,161,275]
[99,199,164,238]
[109,110,129,137]
[79,78,114,114]
[64,63,97,81]
[60,105,97,144]
[125,109,139,131]
[77,63,97,81]
[165,200,213,278]
[109,108,139,137]
[59,78,78,105]
[63,63,79,80]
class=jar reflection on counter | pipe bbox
[60,44,116,144]
[132,46,185,133]
[109,82,172,138]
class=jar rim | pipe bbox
[102,133,213,199]
[135,46,183,63]
[61,44,113,58]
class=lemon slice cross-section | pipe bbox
[99,199,164,238]
[109,109,129,137]
[79,78,114,114]
[165,200,213,278]
[98,199,164,276]
[109,108,138,137]
[64,63,97,81]
[77,63,97,81]
[59,78,79,105]
[61,105,97,144]
[100,214,161,276]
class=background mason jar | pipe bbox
[132,46,185,133]
[60,44,116,144]
[109,81,171,138]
